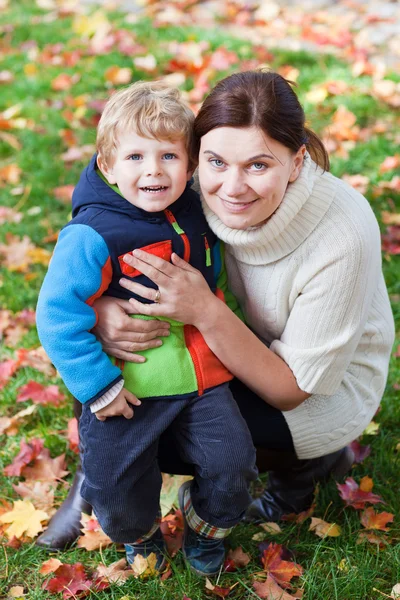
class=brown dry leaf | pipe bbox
[53,184,75,204]
[379,156,400,174]
[15,347,56,377]
[105,66,132,85]
[227,546,251,568]
[39,557,63,575]
[357,531,389,548]
[0,234,36,272]
[13,481,55,512]
[22,449,68,483]
[0,500,48,538]
[0,207,22,225]
[381,212,400,226]
[260,522,282,535]
[78,513,113,550]
[309,517,341,538]
[253,575,296,599]
[130,552,158,579]
[0,405,36,436]
[7,586,25,598]
[0,164,22,184]
[95,558,132,584]
[360,507,394,531]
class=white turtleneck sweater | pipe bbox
[201,157,395,459]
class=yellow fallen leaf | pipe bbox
[309,517,341,538]
[0,500,48,538]
[252,531,267,541]
[72,10,111,37]
[363,421,380,436]
[359,476,374,493]
[306,87,328,104]
[7,586,25,599]
[130,552,158,579]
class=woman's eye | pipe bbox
[250,162,267,171]
[210,158,224,168]
[163,153,177,160]
[128,154,142,160]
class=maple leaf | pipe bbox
[42,562,109,599]
[130,552,159,579]
[227,546,251,568]
[0,405,37,437]
[281,502,316,524]
[0,499,48,538]
[382,212,400,226]
[160,474,192,517]
[309,517,341,538]
[0,233,36,272]
[0,207,22,225]
[360,507,394,531]
[77,513,113,550]
[61,144,95,163]
[160,510,184,556]
[13,481,55,512]
[205,578,233,598]
[15,347,56,377]
[349,440,371,464]
[51,73,79,92]
[53,184,75,204]
[95,558,132,584]
[356,531,389,548]
[337,477,384,509]
[39,558,63,575]
[4,438,44,477]
[16,380,65,406]
[379,155,400,174]
[22,448,69,482]
[7,585,25,598]
[261,543,303,589]
[104,66,132,85]
[359,475,374,492]
[254,575,299,600]
[0,358,19,390]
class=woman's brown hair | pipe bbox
[194,70,330,172]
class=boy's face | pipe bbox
[98,130,193,213]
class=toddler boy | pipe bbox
[36,81,257,576]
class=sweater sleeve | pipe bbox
[36,224,123,404]
[270,211,382,396]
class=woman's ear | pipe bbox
[97,153,116,184]
[289,145,306,183]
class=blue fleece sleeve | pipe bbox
[36,224,122,404]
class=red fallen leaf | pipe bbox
[349,440,371,464]
[4,438,44,477]
[261,543,303,588]
[0,206,23,225]
[67,418,79,454]
[5,535,22,549]
[254,575,296,599]
[209,47,239,71]
[360,507,394,531]
[382,226,400,255]
[15,347,56,377]
[160,510,184,556]
[17,381,65,406]
[282,502,315,524]
[356,530,389,548]
[226,546,251,568]
[160,566,172,581]
[40,557,63,575]
[53,184,75,204]
[42,562,109,598]
[205,578,232,597]
[0,358,19,390]
[337,477,384,509]
[51,73,80,92]
[16,309,36,327]
[223,558,236,572]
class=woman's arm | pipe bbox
[119,250,309,410]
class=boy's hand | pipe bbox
[95,388,141,421]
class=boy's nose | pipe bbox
[145,159,163,177]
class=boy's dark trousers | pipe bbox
[79,383,258,543]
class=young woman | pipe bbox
[37,70,394,550]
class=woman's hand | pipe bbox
[92,295,170,362]
[119,250,218,327]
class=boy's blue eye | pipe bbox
[128,154,142,160]
[163,153,176,160]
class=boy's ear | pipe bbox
[97,153,117,185]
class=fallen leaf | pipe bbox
[105,66,132,85]
[160,510,184,556]
[360,507,394,531]
[53,184,75,204]
[0,164,22,184]
[359,476,374,493]
[61,144,95,163]
[261,543,303,588]
[341,174,370,195]
[67,418,79,454]
[260,522,282,534]
[42,562,108,598]
[253,575,296,599]
[0,207,22,225]
[0,234,36,272]
[205,578,232,597]
[281,502,316,524]
[13,481,55,512]
[15,347,56,377]
[379,156,400,174]
[356,531,388,548]
[39,558,63,575]
[349,440,371,464]
[4,438,44,477]
[391,584,400,599]
[130,552,158,579]
[17,381,65,406]
[51,73,79,91]
[95,558,132,584]
[77,513,113,550]
[0,358,19,390]
[22,448,69,483]
[160,474,192,517]
[0,500,48,538]
[252,532,267,541]
[363,421,380,435]
[381,212,400,226]
[337,478,384,510]
[309,517,341,538]
[7,586,25,599]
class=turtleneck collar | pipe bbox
[201,156,337,265]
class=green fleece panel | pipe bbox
[112,315,198,399]
[216,243,245,322]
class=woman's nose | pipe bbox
[221,169,247,197]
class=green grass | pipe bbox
[1,1,400,598]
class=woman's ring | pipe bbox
[154,289,161,303]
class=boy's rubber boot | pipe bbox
[125,528,167,572]
[245,446,354,523]
[35,465,92,550]
[178,481,226,577]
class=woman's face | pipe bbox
[198,126,306,230]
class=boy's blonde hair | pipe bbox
[96,81,196,170]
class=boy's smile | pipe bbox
[98,130,193,213]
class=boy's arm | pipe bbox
[213,240,245,321]
[36,224,123,405]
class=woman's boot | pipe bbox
[35,463,92,550]
[245,446,354,523]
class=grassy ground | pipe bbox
[0,1,399,598]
